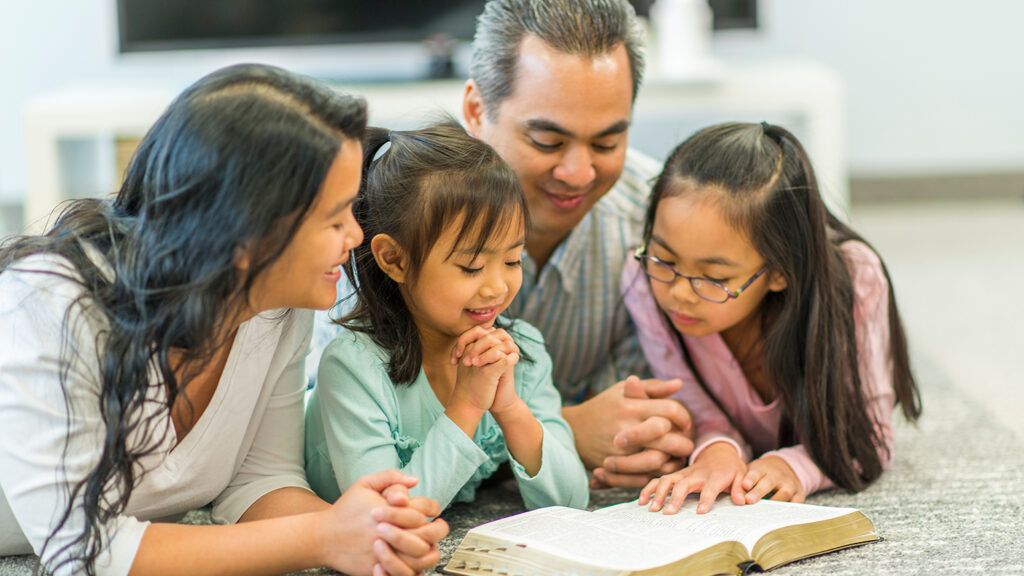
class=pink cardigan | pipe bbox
[621,241,896,495]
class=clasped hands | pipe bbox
[562,375,695,488]
[448,325,522,417]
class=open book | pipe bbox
[442,497,878,575]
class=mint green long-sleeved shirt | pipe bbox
[304,319,589,511]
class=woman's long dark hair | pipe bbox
[0,64,366,575]
[643,122,921,492]
[341,119,528,384]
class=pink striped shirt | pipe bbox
[622,241,897,495]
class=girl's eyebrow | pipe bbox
[650,234,738,267]
[454,236,526,256]
[650,234,678,257]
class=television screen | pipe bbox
[118,0,489,52]
[117,0,758,53]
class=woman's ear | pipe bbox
[234,241,253,274]
[371,234,409,283]
[767,270,788,292]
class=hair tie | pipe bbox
[371,139,392,163]
[760,121,771,134]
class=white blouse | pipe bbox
[0,252,313,575]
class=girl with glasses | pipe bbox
[620,122,921,514]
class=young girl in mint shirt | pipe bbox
[305,121,588,512]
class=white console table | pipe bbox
[24,59,845,233]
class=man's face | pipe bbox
[465,35,634,245]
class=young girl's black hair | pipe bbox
[644,121,921,492]
[341,119,530,384]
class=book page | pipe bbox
[594,497,858,551]
[467,506,734,571]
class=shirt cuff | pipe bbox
[508,425,589,510]
[689,435,748,465]
[211,475,311,525]
[93,516,150,576]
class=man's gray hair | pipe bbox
[470,0,646,119]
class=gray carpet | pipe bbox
[3,361,1022,575]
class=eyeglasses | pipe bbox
[633,246,768,304]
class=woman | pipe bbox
[0,64,446,576]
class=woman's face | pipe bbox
[250,138,365,312]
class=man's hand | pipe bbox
[562,376,694,488]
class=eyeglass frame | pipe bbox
[633,245,769,304]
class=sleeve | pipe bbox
[610,306,653,384]
[620,256,751,464]
[211,311,314,524]
[509,324,590,510]
[676,378,751,465]
[311,334,490,511]
[0,269,148,576]
[762,242,897,495]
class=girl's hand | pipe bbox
[637,442,747,515]
[318,470,446,576]
[740,455,806,504]
[450,326,516,412]
[485,329,521,414]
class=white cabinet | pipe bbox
[24,59,845,232]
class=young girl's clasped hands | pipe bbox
[627,122,922,515]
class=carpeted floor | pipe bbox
[3,360,1022,575]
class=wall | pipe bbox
[713,0,1024,177]
[3,0,1023,201]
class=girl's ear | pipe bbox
[371,233,409,283]
[767,270,788,292]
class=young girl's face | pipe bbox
[406,212,526,340]
[647,193,785,339]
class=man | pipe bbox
[461,0,693,487]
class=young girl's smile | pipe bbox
[647,193,785,340]
[404,213,526,341]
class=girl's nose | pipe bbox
[669,276,701,304]
[479,274,508,301]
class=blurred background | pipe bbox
[2,0,1021,434]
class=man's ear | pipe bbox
[371,234,409,283]
[462,79,487,138]
[767,270,788,292]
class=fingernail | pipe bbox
[664,504,677,514]
[370,507,384,521]
[376,523,392,536]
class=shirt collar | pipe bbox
[525,210,596,296]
